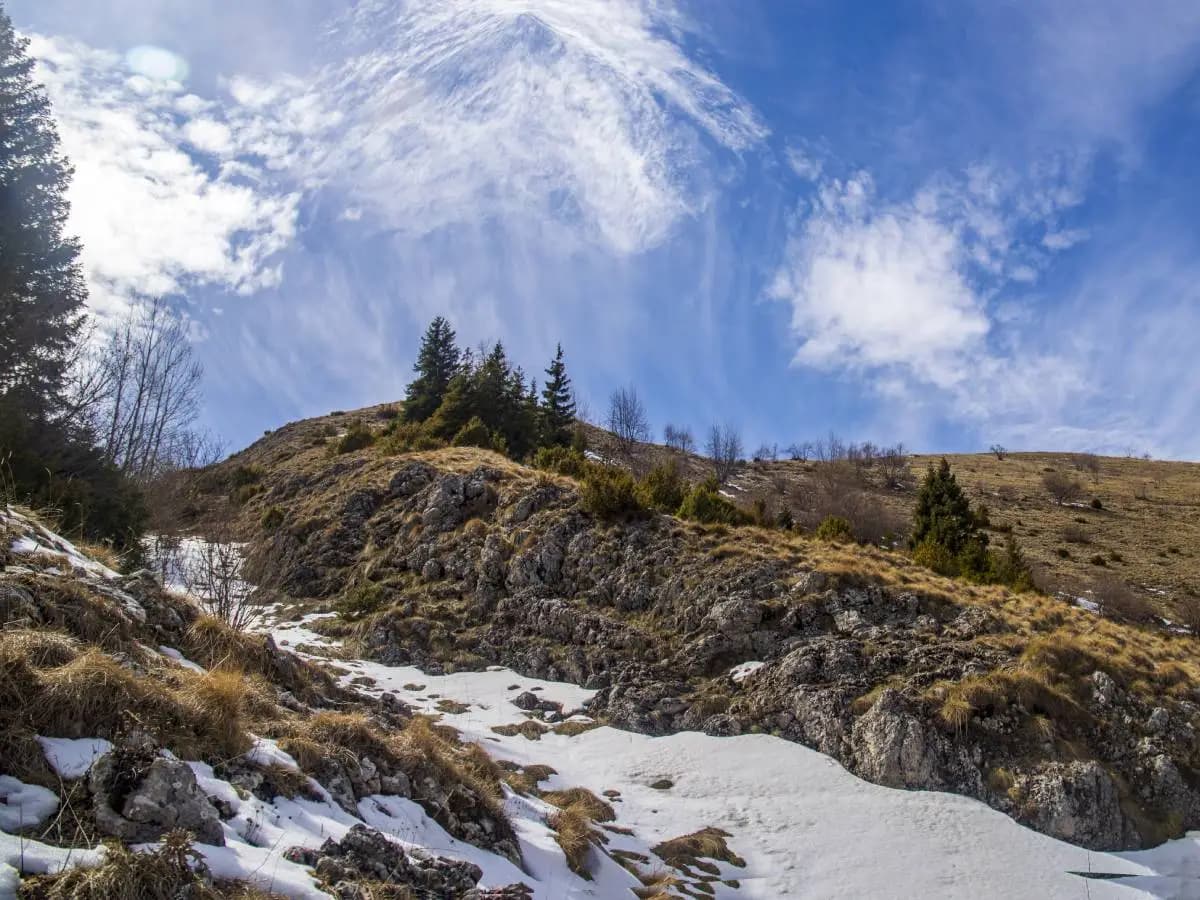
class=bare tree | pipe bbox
[148,529,259,632]
[1070,453,1102,482]
[877,443,910,488]
[706,423,743,485]
[663,424,695,455]
[787,441,814,462]
[1042,470,1084,506]
[989,444,1007,460]
[71,298,204,483]
[753,443,779,463]
[607,386,650,457]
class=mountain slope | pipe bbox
[176,406,1200,855]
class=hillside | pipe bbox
[162,404,1200,862]
[582,424,1200,619]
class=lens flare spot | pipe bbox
[125,45,189,82]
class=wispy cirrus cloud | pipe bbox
[29,34,300,320]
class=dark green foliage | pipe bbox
[638,461,685,513]
[539,344,576,447]
[677,478,748,526]
[0,12,86,408]
[229,465,264,488]
[533,445,587,478]
[260,506,284,530]
[580,464,645,519]
[910,459,985,558]
[378,421,445,455]
[0,398,145,552]
[988,534,1033,592]
[403,317,462,423]
[452,416,493,449]
[426,343,539,459]
[334,421,374,454]
[815,515,854,543]
[336,582,385,620]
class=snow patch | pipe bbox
[729,660,765,683]
[36,737,113,780]
[159,645,205,673]
[0,777,59,831]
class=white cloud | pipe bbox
[228,0,766,256]
[768,165,1095,437]
[28,34,300,320]
[1042,228,1088,250]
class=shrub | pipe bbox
[533,445,588,478]
[1042,471,1084,505]
[1090,497,1103,510]
[910,459,985,556]
[334,421,375,454]
[1093,575,1155,623]
[229,464,264,488]
[260,506,284,530]
[1060,523,1092,544]
[378,421,445,455]
[913,538,958,575]
[638,461,685,513]
[775,507,795,530]
[816,515,854,544]
[452,416,493,449]
[580,465,644,519]
[375,405,400,420]
[1055,547,1071,559]
[336,582,385,620]
[1175,596,1200,634]
[1090,554,1107,566]
[988,534,1033,592]
[677,478,748,526]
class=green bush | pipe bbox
[637,461,685,513]
[988,534,1033,592]
[677,479,748,525]
[775,507,795,531]
[452,416,493,448]
[912,537,958,575]
[334,421,375,454]
[378,421,445,455]
[260,506,284,530]
[231,482,263,505]
[533,445,588,478]
[229,464,264,488]
[815,515,855,544]
[580,464,645,519]
[336,582,385,620]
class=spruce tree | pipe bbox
[910,458,986,558]
[539,343,576,447]
[0,10,86,411]
[402,316,461,422]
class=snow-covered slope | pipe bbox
[270,617,1200,899]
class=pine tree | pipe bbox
[539,343,576,447]
[402,317,461,423]
[910,458,986,558]
[0,11,86,412]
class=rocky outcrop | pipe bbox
[90,750,224,846]
[216,452,1200,851]
[284,824,519,899]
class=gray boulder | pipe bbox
[90,752,224,846]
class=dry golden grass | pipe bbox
[72,540,124,572]
[19,829,286,899]
[549,804,602,877]
[541,787,616,823]
[652,827,746,874]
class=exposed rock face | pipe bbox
[224,455,1200,851]
[90,751,224,846]
[284,824,519,899]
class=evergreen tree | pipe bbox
[910,458,986,558]
[539,343,576,447]
[0,10,86,411]
[402,317,461,423]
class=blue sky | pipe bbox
[12,0,1200,458]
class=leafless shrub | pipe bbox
[989,444,1007,460]
[787,441,813,462]
[995,484,1019,502]
[706,424,743,485]
[752,444,778,463]
[607,387,650,457]
[1042,471,1084,506]
[814,432,847,464]
[147,529,259,632]
[1175,596,1200,634]
[1092,575,1155,624]
[1069,453,1102,481]
[1059,523,1092,544]
[663,424,695,455]
[877,444,910,488]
